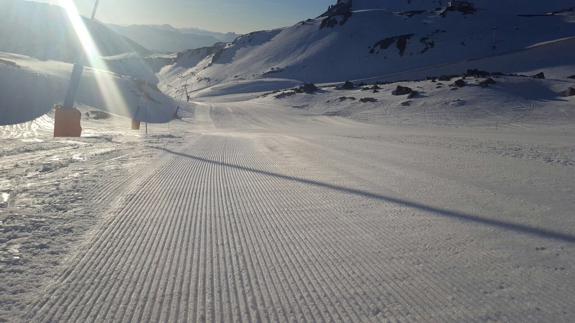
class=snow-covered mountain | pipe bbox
[0,0,149,63]
[108,24,238,53]
[160,0,575,94]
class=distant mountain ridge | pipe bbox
[108,24,239,53]
[0,0,149,63]
[160,0,575,93]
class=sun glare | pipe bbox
[58,0,131,119]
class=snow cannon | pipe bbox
[53,105,82,137]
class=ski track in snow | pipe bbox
[2,102,569,322]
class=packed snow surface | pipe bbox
[2,79,575,320]
[1,1,575,321]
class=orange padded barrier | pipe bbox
[54,105,82,137]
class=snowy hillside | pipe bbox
[0,52,177,125]
[109,24,238,53]
[160,0,575,94]
[0,0,149,63]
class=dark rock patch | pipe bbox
[338,81,356,90]
[392,85,414,96]
[297,83,320,94]
[360,98,378,103]
[274,91,297,99]
[465,69,491,78]
[452,79,467,88]
[320,0,352,29]
[532,72,546,79]
[440,1,477,17]
[370,34,414,56]
[479,78,497,88]
[362,85,381,93]
[560,87,575,97]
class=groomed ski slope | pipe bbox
[19,99,575,322]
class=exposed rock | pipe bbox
[338,96,356,102]
[479,78,497,87]
[532,72,546,79]
[567,75,575,79]
[274,91,296,99]
[407,91,420,99]
[440,1,477,17]
[452,79,467,87]
[297,83,320,94]
[338,81,355,90]
[465,69,491,78]
[362,85,381,93]
[360,98,378,103]
[370,34,414,56]
[320,0,352,29]
[392,85,414,96]
[560,87,575,97]
[401,101,412,106]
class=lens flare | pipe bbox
[58,0,131,119]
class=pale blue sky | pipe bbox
[42,0,335,33]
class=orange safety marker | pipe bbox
[53,105,82,137]
[131,119,141,130]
